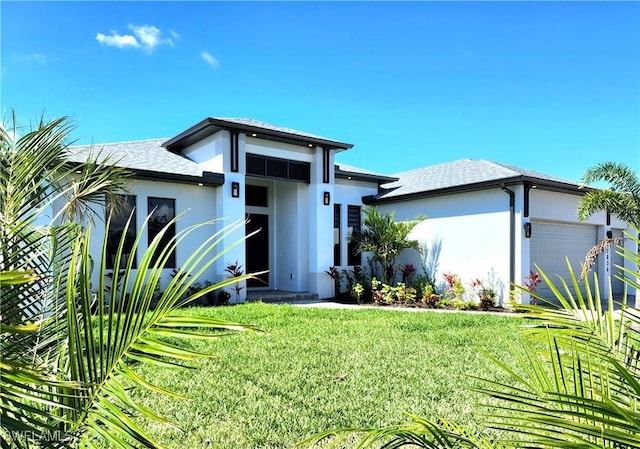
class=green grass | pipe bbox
[134,302,524,448]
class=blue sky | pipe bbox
[2,1,639,182]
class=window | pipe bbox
[245,185,268,207]
[148,197,176,268]
[246,154,311,183]
[334,204,341,266]
[266,158,287,178]
[106,195,137,269]
[347,205,361,266]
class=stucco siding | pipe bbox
[379,189,512,303]
[246,137,314,163]
[181,131,228,173]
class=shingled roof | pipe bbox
[67,139,224,186]
[371,159,585,203]
[164,117,353,152]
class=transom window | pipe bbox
[246,154,310,183]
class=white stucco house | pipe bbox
[67,117,636,303]
[371,160,635,303]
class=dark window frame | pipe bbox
[334,203,341,266]
[347,205,362,266]
[147,197,176,269]
[106,194,137,269]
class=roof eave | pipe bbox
[164,118,354,152]
[335,169,398,184]
[132,169,225,187]
[369,176,588,204]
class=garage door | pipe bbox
[530,222,597,300]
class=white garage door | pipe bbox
[530,221,597,300]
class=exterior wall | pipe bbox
[87,178,220,292]
[246,137,314,162]
[379,188,512,304]
[182,132,228,173]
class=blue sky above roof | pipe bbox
[2,1,638,183]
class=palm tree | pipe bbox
[352,207,422,284]
[1,113,256,448]
[577,161,640,228]
[304,235,640,448]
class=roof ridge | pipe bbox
[70,137,170,148]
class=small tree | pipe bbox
[352,207,421,284]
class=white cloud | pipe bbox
[169,29,180,40]
[96,32,139,49]
[23,53,47,64]
[201,51,219,68]
[96,24,174,52]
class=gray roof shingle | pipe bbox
[377,159,582,200]
[217,118,334,142]
[67,138,211,177]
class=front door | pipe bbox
[246,214,269,288]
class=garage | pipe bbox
[530,221,598,300]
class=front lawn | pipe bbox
[134,302,524,448]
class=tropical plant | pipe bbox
[420,236,442,287]
[225,260,244,303]
[303,231,640,448]
[324,266,343,298]
[577,161,640,228]
[353,207,421,284]
[1,113,256,448]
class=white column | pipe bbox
[307,147,334,298]
[215,132,247,303]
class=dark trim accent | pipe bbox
[606,211,611,226]
[501,184,516,292]
[323,148,330,184]
[131,170,224,187]
[524,183,533,218]
[164,118,353,152]
[230,132,239,173]
[246,153,311,183]
[368,176,593,205]
[335,166,398,184]
[334,203,341,266]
